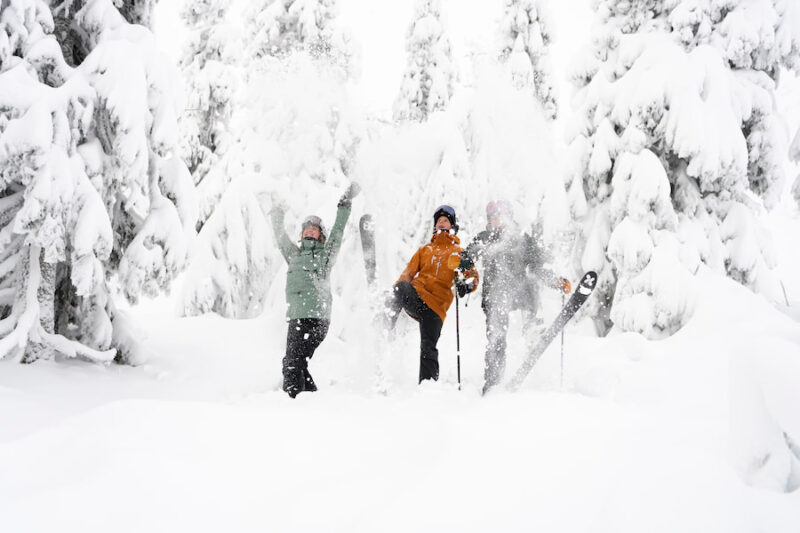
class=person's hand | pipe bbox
[338,182,361,208]
[447,252,474,271]
[455,278,473,297]
[267,194,287,216]
[557,277,571,294]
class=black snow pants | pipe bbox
[283,318,330,398]
[387,281,443,382]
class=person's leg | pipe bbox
[283,319,306,398]
[385,281,424,327]
[283,318,329,397]
[301,319,330,392]
[384,281,443,382]
[483,303,509,393]
[418,307,443,382]
[521,308,545,369]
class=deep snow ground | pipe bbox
[1,260,799,532]
[2,1,799,530]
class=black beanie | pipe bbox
[433,205,457,232]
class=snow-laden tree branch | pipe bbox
[0,0,196,363]
[566,0,800,338]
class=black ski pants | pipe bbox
[388,281,443,382]
[283,318,329,397]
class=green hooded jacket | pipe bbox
[271,204,351,320]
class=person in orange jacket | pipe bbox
[384,205,479,382]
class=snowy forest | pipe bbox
[1,0,799,531]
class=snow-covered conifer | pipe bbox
[178,0,238,228]
[497,0,557,119]
[393,0,457,122]
[0,0,195,363]
[245,0,354,75]
[567,0,800,337]
[180,4,361,318]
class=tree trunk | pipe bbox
[21,250,56,363]
[52,0,89,68]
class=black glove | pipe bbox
[458,251,475,271]
[455,279,472,298]
[338,182,361,208]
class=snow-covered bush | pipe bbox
[567,0,800,338]
[0,0,195,363]
[178,0,238,228]
[497,0,557,119]
[393,0,457,122]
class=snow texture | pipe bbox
[393,0,457,122]
[566,0,800,337]
[497,0,558,119]
[0,0,195,362]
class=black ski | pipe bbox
[359,214,377,289]
[505,271,598,392]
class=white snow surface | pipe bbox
[1,261,799,531]
[2,1,799,531]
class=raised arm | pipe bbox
[322,182,360,271]
[270,206,297,262]
[322,202,351,268]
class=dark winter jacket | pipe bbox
[396,231,479,322]
[271,204,350,320]
[462,227,559,312]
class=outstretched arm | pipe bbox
[524,234,569,292]
[323,202,351,267]
[270,206,297,262]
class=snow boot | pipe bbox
[283,365,304,398]
[303,368,318,392]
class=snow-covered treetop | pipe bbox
[245,0,355,76]
[497,0,558,118]
[393,0,457,122]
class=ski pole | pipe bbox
[560,292,565,388]
[455,285,462,391]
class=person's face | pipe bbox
[302,225,321,240]
[488,214,506,230]
[435,216,452,231]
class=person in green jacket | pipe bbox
[270,183,360,398]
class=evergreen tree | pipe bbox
[178,0,238,229]
[393,0,457,122]
[180,0,361,319]
[567,0,800,338]
[246,0,354,75]
[497,0,557,119]
[0,0,195,363]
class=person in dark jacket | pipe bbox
[270,183,360,397]
[385,205,479,383]
[458,200,570,394]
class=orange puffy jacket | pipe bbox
[395,232,479,322]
